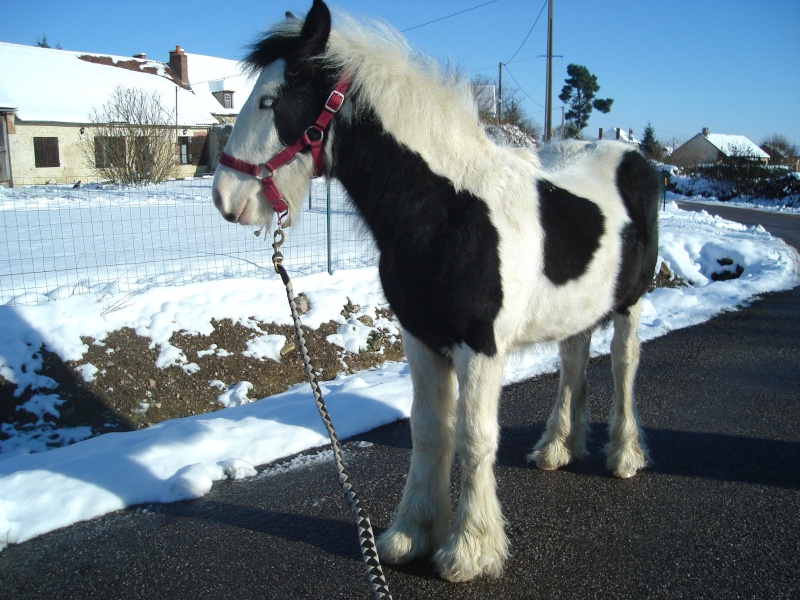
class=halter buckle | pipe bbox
[325,90,346,113]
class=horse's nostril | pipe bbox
[223,211,237,223]
[212,188,223,210]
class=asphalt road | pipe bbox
[1,204,799,599]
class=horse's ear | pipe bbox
[297,0,331,60]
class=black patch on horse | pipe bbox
[613,151,660,312]
[242,0,505,356]
[538,180,605,285]
[244,2,339,165]
[332,110,504,357]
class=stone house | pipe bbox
[0,41,255,187]
[669,128,769,168]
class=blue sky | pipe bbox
[3,0,799,147]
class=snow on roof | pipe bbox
[0,83,16,111]
[0,41,218,126]
[602,127,639,144]
[705,133,769,159]
[185,52,257,116]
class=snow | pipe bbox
[185,52,257,117]
[0,186,798,551]
[705,133,770,160]
[0,41,218,126]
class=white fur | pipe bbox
[212,10,651,582]
[213,60,318,227]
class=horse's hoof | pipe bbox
[613,468,637,479]
[531,453,561,471]
[527,446,570,471]
[377,525,429,565]
[433,528,508,582]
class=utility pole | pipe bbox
[544,0,554,143]
[497,62,503,126]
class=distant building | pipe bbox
[669,128,769,167]
[597,127,639,146]
[0,41,257,186]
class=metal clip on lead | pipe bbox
[272,229,285,274]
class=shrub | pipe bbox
[674,161,797,203]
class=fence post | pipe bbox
[326,178,333,275]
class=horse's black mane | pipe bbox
[244,31,301,75]
[244,5,331,76]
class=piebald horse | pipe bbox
[212,0,660,582]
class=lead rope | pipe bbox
[271,229,393,600]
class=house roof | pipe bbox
[602,127,639,144]
[0,41,220,126]
[703,133,769,160]
[185,52,257,116]
[0,83,16,111]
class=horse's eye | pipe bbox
[259,96,276,110]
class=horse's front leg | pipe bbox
[377,333,456,564]
[434,346,508,582]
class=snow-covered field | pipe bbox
[0,178,798,551]
[0,177,374,305]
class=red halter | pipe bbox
[219,77,351,225]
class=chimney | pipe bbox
[629,128,634,141]
[598,128,603,140]
[615,128,621,140]
[702,127,710,137]
[133,52,146,60]
[169,46,188,85]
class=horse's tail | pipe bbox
[613,150,661,311]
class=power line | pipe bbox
[502,63,545,108]
[198,2,511,83]
[504,0,548,65]
[400,0,502,33]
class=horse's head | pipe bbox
[212,0,337,227]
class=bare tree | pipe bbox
[470,75,542,141]
[81,85,177,185]
[760,133,797,167]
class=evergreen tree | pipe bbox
[36,34,61,49]
[558,64,613,137]
[640,121,659,159]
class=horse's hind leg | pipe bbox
[528,332,591,470]
[606,298,649,478]
[377,333,456,564]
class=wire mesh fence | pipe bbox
[0,177,377,306]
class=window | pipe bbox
[34,137,60,168]
[178,136,191,164]
[94,136,125,168]
[133,136,153,164]
[178,135,209,165]
[212,90,234,110]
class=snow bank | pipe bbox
[0,202,798,551]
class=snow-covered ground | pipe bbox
[0,180,798,551]
[0,177,374,305]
